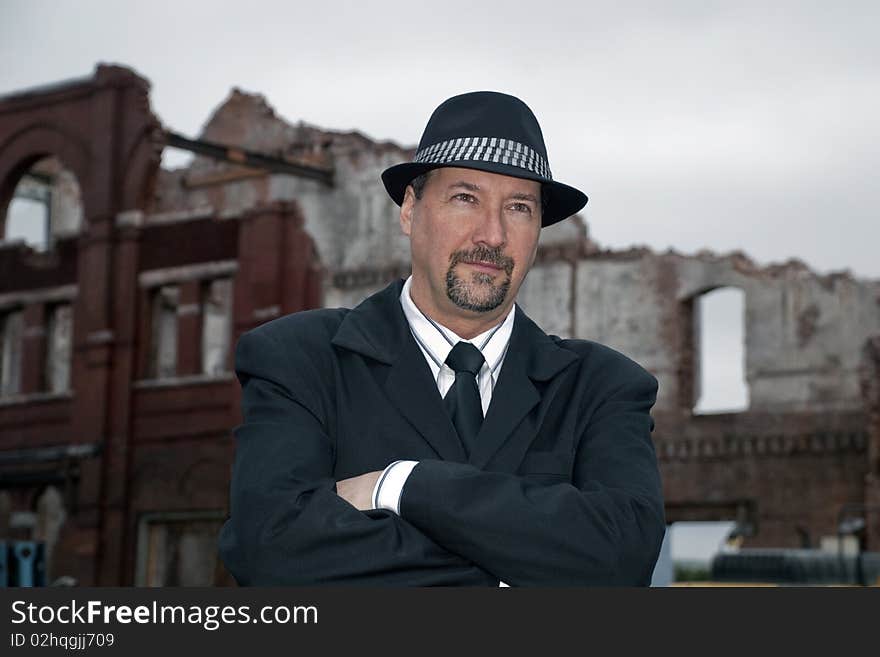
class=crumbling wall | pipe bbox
[153,89,880,415]
[685,254,874,412]
[152,90,411,277]
[527,248,880,414]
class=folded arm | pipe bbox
[396,365,666,587]
[218,327,493,586]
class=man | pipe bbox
[218,91,665,586]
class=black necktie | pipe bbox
[444,341,485,456]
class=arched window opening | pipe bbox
[3,156,83,250]
[693,287,749,414]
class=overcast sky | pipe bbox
[1,0,878,279]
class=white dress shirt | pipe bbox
[371,275,515,515]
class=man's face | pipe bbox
[400,166,542,324]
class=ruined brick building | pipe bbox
[1,64,878,585]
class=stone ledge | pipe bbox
[0,391,73,407]
[132,372,234,390]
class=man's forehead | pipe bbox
[431,166,541,194]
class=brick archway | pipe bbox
[0,65,164,585]
[0,64,162,239]
[0,124,91,238]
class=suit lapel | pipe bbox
[383,333,467,461]
[331,279,467,462]
[468,327,539,468]
[468,307,579,469]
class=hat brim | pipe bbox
[381,160,587,227]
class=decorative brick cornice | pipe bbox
[138,260,238,288]
[656,431,867,462]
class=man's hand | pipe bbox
[336,470,383,510]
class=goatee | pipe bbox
[445,246,514,312]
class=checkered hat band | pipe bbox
[413,137,552,180]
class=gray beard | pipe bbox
[445,269,511,312]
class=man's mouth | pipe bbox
[463,260,503,272]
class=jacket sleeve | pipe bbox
[218,326,494,586]
[398,356,666,586]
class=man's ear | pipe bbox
[399,185,416,237]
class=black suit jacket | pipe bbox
[218,279,665,586]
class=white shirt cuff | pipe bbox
[371,460,419,515]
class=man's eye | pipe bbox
[453,193,476,203]
[510,203,533,214]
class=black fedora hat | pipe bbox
[381,91,587,227]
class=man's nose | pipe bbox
[471,205,507,248]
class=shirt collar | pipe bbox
[399,275,515,373]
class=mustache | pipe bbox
[449,246,515,276]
